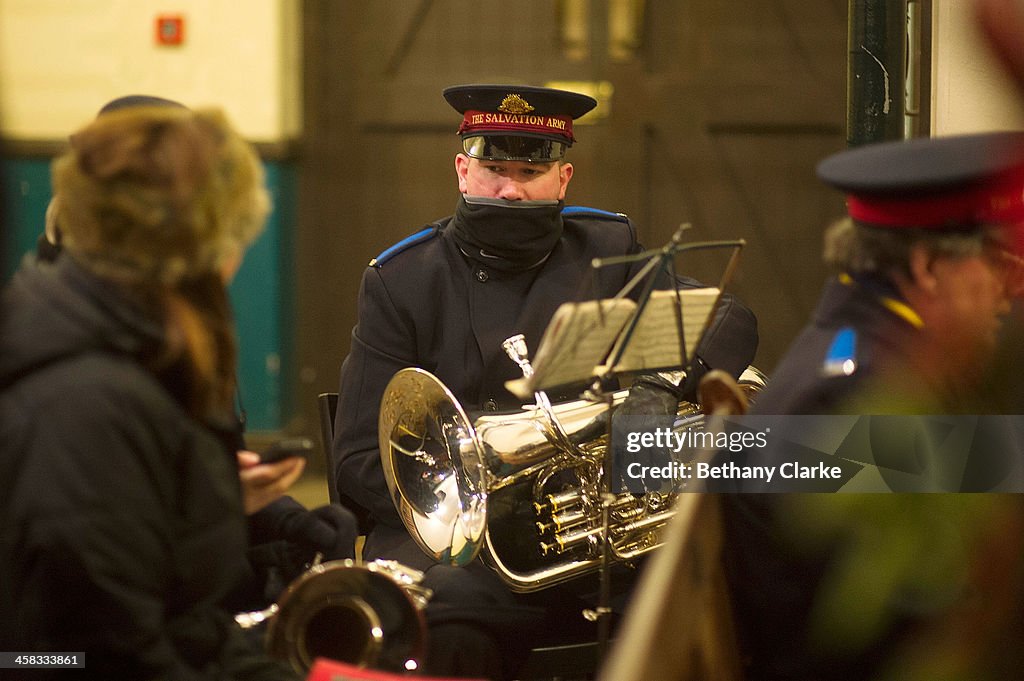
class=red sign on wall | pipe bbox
[155,14,185,46]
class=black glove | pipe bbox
[249,496,358,561]
[621,358,712,415]
[610,374,687,495]
[247,497,359,601]
[618,376,681,417]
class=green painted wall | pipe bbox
[231,162,296,433]
[2,158,51,275]
[1,157,295,433]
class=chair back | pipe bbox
[317,392,341,505]
[317,392,375,535]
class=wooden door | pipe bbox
[295,0,848,433]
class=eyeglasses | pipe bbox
[980,232,1024,296]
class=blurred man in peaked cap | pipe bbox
[722,130,1024,681]
[752,130,1024,415]
[332,83,760,679]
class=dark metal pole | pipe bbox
[848,0,908,146]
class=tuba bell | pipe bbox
[378,341,767,593]
[236,558,431,674]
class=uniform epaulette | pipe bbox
[561,205,629,222]
[369,226,439,267]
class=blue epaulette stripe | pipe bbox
[822,326,858,377]
[371,227,436,266]
[561,205,626,220]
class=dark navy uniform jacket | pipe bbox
[725,275,995,681]
[723,275,915,679]
[750,274,927,416]
[333,207,759,530]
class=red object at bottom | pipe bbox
[306,658,488,681]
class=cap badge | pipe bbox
[498,94,535,115]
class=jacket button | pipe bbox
[475,268,489,283]
[484,398,497,411]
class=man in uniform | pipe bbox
[723,131,1024,681]
[750,131,1024,415]
[332,83,759,678]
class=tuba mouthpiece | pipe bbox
[502,334,534,379]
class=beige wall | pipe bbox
[931,0,1024,135]
[4,1,1020,143]
[0,0,301,142]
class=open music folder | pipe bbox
[505,287,721,400]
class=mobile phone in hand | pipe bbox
[260,437,315,464]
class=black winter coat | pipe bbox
[0,255,296,681]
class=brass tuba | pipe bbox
[236,558,431,674]
[377,341,767,593]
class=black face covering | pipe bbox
[450,195,564,271]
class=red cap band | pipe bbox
[458,110,575,143]
[846,168,1024,228]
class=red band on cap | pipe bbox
[846,171,1024,228]
[458,110,574,143]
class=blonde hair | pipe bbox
[52,106,270,417]
[53,106,269,283]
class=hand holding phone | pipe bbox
[260,437,315,464]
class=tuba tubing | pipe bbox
[378,354,767,592]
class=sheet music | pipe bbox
[505,298,634,399]
[505,288,720,399]
[607,287,720,374]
